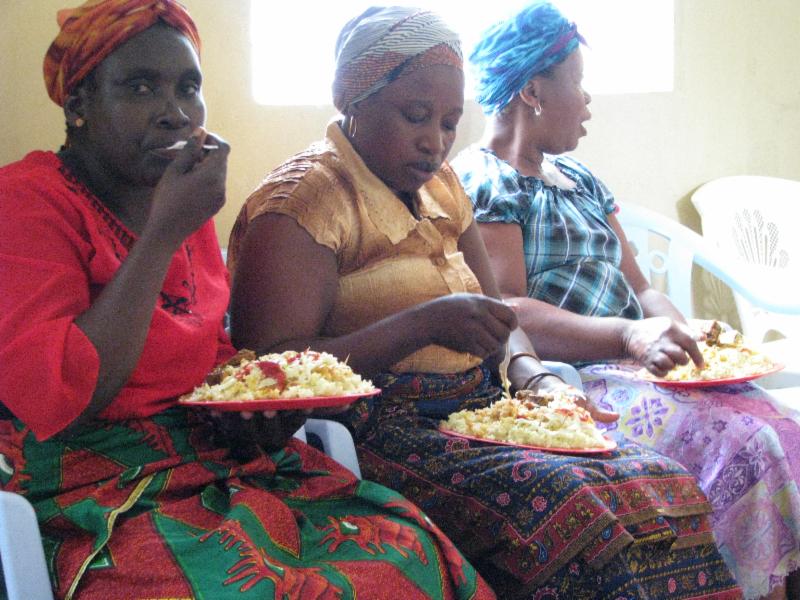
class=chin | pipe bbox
[139,159,171,186]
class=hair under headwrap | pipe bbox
[470,1,585,115]
[44,0,201,107]
[332,6,462,114]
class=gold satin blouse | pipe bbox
[228,121,483,374]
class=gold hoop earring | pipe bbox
[347,116,357,138]
[74,117,85,128]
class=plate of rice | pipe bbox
[641,320,783,388]
[179,349,379,411]
[439,390,616,454]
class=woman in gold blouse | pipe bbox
[227,6,739,599]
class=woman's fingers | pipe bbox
[573,395,619,423]
[485,297,518,330]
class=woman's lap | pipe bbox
[350,368,741,599]
[0,410,491,600]
[581,361,800,599]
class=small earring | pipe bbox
[347,116,357,138]
[74,117,85,128]
[534,105,542,117]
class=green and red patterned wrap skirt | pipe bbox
[344,366,743,600]
[0,409,495,600]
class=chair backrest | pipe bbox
[615,201,800,323]
[691,176,800,342]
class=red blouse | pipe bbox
[0,151,235,440]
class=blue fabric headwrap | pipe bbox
[470,1,585,115]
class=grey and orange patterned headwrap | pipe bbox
[44,0,201,107]
[332,6,462,114]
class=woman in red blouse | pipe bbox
[0,2,495,599]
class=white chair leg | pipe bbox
[292,425,307,443]
[304,419,362,479]
[0,491,54,600]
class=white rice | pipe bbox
[183,350,375,402]
[442,394,610,449]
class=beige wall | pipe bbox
[3,0,800,246]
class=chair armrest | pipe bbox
[0,491,55,600]
[304,419,362,479]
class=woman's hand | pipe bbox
[147,128,230,248]
[534,376,619,423]
[211,408,308,458]
[621,317,704,377]
[418,293,517,359]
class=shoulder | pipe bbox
[232,139,357,256]
[452,145,498,193]
[243,139,355,223]
[453,145,525,200]
[452,145,531,224]
[0,151,86,230]
[0,151,63,192]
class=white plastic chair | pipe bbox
[0,491,54,600]
[616,201,800,388]
[543,361,582,390]
[0,421,359,600]
[302,418,361,479]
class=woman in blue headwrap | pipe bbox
[230,5,741,599]
[452,3,800,598]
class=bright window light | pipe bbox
[251,0,673,106]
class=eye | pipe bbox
[442,119,459,132]
[129,81,154,95]
[182,81,201,96]
[404,111,428,124]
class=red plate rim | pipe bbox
[438,427,617,455]
[178,388,380,412]
[644,362,785,388]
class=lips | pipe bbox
[407,161,440,182]
[149,148,180,161]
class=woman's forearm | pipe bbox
[509,296,629,362]
[69,233,180,429]
[252,305,436,377]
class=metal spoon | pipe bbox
[164,140,219,151]
[499,341,512,399]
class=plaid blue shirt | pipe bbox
[452,146,643,319]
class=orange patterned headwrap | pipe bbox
[43,0,201,107]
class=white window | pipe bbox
[251,0,673,106]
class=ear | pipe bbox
[518,79,541,111]
[62,86,89,127]
[347,102,362,118]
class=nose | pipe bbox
[156,97,191,129]
[418,125,447,159]
[583,88,592,105]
